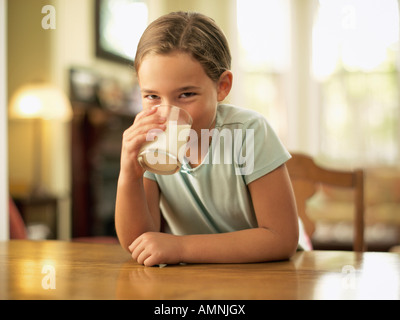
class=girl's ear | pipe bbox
[217,71,233,102]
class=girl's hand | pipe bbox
[129,232,183,267]
[120,107,167,180]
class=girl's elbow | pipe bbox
[272,228,299,260]
[260,227,299,261]
[282,232,299,259]
[116,233,136,253]
[274,242,297,261]
[285,241,299,259]
[117,237,132,253]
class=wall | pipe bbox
[7,0,53,98]
[8,0,53,194]
[7,0,75,239]
[51,0,135,92]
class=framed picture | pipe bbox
[95,0,149,65]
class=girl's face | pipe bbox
[137,51,232,136]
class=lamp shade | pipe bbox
[9,83,72,121]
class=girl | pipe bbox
[115,11,306,267]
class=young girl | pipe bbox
[115,11,307,267]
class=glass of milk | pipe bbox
[137,105,193,175]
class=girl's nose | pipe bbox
[161,99,175,106]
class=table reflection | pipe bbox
[116,260,299,300]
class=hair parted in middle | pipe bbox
[134,11,232,82]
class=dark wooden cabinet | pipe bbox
[71,102,135,238]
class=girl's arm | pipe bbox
[115,107,166,250]
[115,176,161,251]
[129,164,299,266]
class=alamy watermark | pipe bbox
[341,265,357,290]
[41,264,56,290]
[145,124,255,175]
[41,5,56,30]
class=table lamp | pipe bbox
[8,82,73,198]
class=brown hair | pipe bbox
[134,11,231,82]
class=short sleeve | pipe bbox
[238,116,291,185]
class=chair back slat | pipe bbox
[287,153,365,251]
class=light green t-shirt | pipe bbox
[144,104,309,249]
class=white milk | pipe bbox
[138,123,191,174]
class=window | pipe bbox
[235,0,291,142]
[312,0,400,166]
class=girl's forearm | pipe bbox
[115,175,159,250]
[179,227,298,264]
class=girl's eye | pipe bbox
[180,92,196,99]
[145,95,160,100]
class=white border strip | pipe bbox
[0,0,9,241]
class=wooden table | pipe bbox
[1,240,399,300]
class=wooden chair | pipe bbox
[286,153,365,252]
